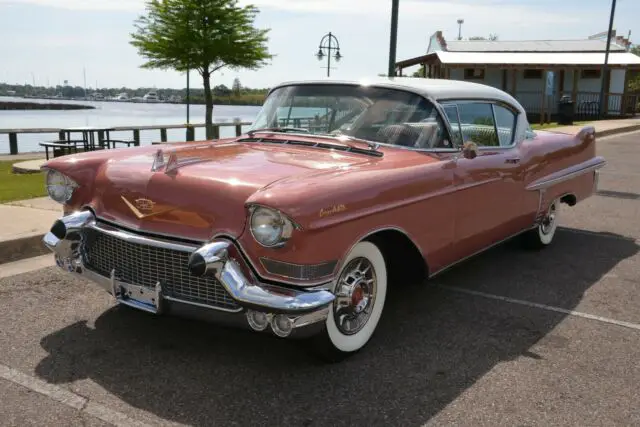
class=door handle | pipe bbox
[505,157,520,164]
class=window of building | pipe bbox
[580,69,601,79]
[464,68,485,80]
[523,69,543,79]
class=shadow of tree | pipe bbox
[34,228,638,426]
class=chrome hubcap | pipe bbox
[541,202,557,235]
[333,257,377,335]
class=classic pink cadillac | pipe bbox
[42,77,605,361]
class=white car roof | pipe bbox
[269,77,525,114]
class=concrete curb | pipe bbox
[597,124,640,138]
[0,232,50,265]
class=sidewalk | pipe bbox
[539,117,640,136]
[0,198,61,264]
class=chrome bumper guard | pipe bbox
[43,210,335,337]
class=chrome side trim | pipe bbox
[526,158,607,191]
[428,225,536,279]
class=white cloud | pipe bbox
[245,0,586,25]
[1,0,587,26]
[0,0,146,11]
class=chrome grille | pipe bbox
[82,228,240,311]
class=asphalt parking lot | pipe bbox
[1,130,639,427]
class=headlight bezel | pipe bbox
[44,168,78,204]
[248,204,298,248]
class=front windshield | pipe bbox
[249,84,448,148]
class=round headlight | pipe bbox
[45,169,77,203]
[250,206,294,247]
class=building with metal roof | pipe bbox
[395,30,640,122]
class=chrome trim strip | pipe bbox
[89,221,199,253]
[526,159,607,191]
[163,295,243,313]
[259,257,337,281]
[428,225,537,279]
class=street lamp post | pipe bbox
[316,32,342,77]
[598,0,617,119]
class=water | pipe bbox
[0,96,261,155]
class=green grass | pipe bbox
[530,121,590,130]
[0,161,47,203]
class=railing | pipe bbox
[513,91,639,122]
[0,122,253,156]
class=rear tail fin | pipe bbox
[576,125,596,143]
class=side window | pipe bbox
[492,104,517,146]
[442,104,463,147]
[457,102,500,147]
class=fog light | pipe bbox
[246,310,269,331]
[270,314,293,337]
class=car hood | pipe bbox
[87,140,378,241]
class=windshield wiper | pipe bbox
[246,127,310,137]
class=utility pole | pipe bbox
[457,19,464,40]
[388,0,399,76]
[598,0,617,119]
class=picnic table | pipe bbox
[39,126,136,160]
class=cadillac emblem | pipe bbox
[134,198,155,213]
[121,196,172,219]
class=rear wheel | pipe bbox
[522,198,560,249]
[310,241,387,362]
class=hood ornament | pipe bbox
[151,149,166,172]
[150,148,210,174]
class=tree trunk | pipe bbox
[202,70,214,139]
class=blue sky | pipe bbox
[1,0,638,90]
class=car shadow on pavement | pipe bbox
[34,228,639,427]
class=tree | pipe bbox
[232,77,242,96]
[469,34,498,41]
[130,0,272,138]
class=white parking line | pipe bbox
[439,285,640,332]
[0,363,156,427]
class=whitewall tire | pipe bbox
[522,198,560,249]
[310,241,387,362]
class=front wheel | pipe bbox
[309,241,387,362]
[522,198,560,249]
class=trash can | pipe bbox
[557,95,574,125]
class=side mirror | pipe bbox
[462,141,479,159]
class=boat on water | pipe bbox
[142,91,161,103]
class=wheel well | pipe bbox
[364,229,428,285]
[560,193,577,206]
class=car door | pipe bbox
[443,100,528,261]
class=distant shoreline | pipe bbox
[0,101,95,111]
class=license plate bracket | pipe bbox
[110,270,163,314]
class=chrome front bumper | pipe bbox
[43,210,335,338]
